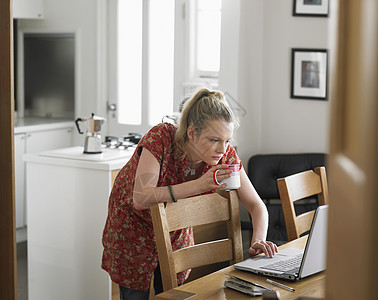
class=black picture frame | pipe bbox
[293,0,329,17]
[290,48,328,101]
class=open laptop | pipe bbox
[235,205,328,281]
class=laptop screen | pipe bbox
[299,205,329,278]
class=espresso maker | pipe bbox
[75,113,105,154]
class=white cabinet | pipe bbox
[13,0,43,19]
[15,127,73,229]
[14,134,26,228]
[24,149,132,300]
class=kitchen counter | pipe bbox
[25,146,135,171]
[14,117,73,133]
[25,146,133,300]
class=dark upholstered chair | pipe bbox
[244,153,326,245]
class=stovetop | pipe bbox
[102,134,142,150]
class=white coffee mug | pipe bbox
[213,164,241,190]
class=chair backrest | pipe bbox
[277,167,329,242]
[150,190,243,291]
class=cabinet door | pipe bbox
[13,0,43,19]
[14,133,26,228]
[26,128,73,154]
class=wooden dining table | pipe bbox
[155,236,325,300]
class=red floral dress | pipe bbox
[101,122,241,291]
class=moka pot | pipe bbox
[75,113,105,154]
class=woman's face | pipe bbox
[187,119,234,166]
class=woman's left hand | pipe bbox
[249,240,278,258]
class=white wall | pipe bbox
[220,0,331,165]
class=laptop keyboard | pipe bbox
[262,253,303,272]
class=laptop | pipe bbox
[234,205,328,281]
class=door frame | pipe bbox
[326,0,378,299]
[0,0,17,299]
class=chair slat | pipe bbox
[172,239,233,273]
[296,210,315,236]
[165,193,230,231]
[286,171,322,202]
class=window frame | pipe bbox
[186,0,222,82]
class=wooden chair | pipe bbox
[150,190,243,291]
[277,166,329,242]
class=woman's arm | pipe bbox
[237,168,278,257]
[133,148,231,210]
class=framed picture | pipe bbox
[293,0,329,17]
[290,48,328,100]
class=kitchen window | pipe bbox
[107,0,175,134]
[187,0,222,81]
[116,0,143,126]
[107,0,221,134]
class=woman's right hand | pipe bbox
[196,164,232,192]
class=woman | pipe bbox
[101,88,278,299]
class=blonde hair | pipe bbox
[174,88,238,156]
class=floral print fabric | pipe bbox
[101,122,241,291]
